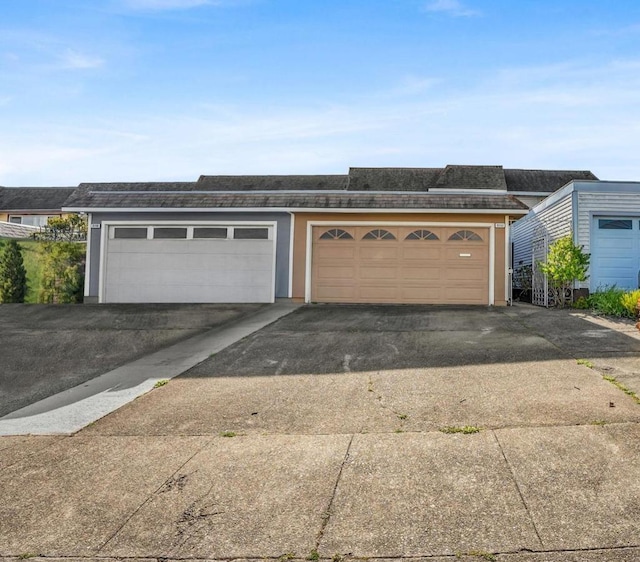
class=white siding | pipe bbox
[511,192,573,269]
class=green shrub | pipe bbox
[538,235,590,308]
[0,240,27,303]
[587,286,628,317]
[38,241,85,303]
[620,289,640,318]
[573,296,590,309]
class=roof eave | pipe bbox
[64,206,529,214]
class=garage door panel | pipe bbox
[598,238,634,250]
[315,286,357,300]
[401,267,442,280]
[445,265,488,281]
[401,286,444,300]
[358,246,398,260]
[401,246,442,260]
[445,247,485,260]
[445,286,486,303]
[317,266,356,280]
[311,225,490,304]
[315,245,355,259]
[359,266,398,280]
[358,286,399,301]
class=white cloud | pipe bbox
[59,49,104,70]
[424,0,480,17]
[2,58,640,184]
[387,76,442,97]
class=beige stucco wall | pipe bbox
[292,212,511,305]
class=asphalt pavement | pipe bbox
[1,303,640,561]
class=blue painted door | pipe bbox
[591,217,640,290]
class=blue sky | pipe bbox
[1,0,640,185]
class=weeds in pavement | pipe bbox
[577,359,594,368]
[220,431,237,437]
[440,425,482,434]
[154,379,169,388]
[603,375,640,405]
[307,550,320,561]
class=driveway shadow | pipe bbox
[182,304,640,377]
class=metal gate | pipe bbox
[532,236,548,307]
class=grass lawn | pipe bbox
[0,238,45,303]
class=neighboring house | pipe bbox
[512,181,640,300]
[0,186,76,226]
[62,165,596,306]
[0,221,40,239]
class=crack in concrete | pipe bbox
[366,374,408,431]
[96,437,215,553]
[314,434,354,550]
[174,488,224,547]
[491,429,544,550]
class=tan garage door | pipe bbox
[311,225,490,304]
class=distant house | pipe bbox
[0,186,75,227]
[61,164,596,306]
[0,221,40,239]
[512,180,640,303]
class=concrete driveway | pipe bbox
[0,303,265,417]
[1,304,640,560]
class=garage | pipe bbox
[102,223,275,303]
[310,224,490,304]
[591,217,640,290]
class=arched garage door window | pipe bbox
[449,230,483,241]
[405,229,439,240]
[319,228,354,240]
[362,229,396,240]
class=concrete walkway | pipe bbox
[0,302,300,435]
[1,304,640,561]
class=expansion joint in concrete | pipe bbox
[314,433,354,549]
[491,429,544,549]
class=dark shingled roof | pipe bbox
[65,190,528,211]
[0,186,75,211]
[436,165,507,190]
[349,165,595,192]
[196,175,348,191]
[348,168,442,192]
[62,166,597,211]
[504,169,599,193]
[78,182,197,192]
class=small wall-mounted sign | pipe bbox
[91,223,101,229]
[459,253,472,257]
[496,222,506,228]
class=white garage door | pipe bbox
[591,217,640,291]
[103,224,275,303]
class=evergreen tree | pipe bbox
[0,240,27,303]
